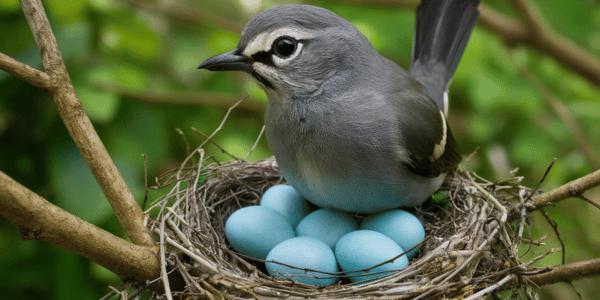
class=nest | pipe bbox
[140,142,554,299]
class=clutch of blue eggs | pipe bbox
[224,184,426,287]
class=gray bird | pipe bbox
[199,1,479,213]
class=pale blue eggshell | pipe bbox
[266,237,339,286]
[260,184,311,227]
[296,208,358,249]
[361,210,425,258]
[225,206,295,260]
[335,230,409,282]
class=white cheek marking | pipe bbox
[432,110,447,161]
[243,27,314,57]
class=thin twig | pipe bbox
[539,209,565,264]
[159,220,174,300]
[465,274,514,300]
[579,195,600,211]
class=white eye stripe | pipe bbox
[243,27,314,57]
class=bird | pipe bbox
[198,1,479,213]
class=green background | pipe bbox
[1,0,599,299]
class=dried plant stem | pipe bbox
[19,0,153,246]
[0,171,160,281]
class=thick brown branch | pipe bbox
[0,171,160,281]
[334,0,600,86]
[525,258,600,286]
[94,82,264,113]
[528,169,600,211]
[19,0,153,246]
[0,52,52,89]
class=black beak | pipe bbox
[197,49,253,73]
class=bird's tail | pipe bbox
[410,0,479,112]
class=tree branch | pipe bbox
[19,0,153,246]
[0,170,160,281]
[526,169,600,212]
[525,258,600,286]
[0,52,52,89]
[333,0,600,86]
[509,0,600,86]
[94,82,264,113]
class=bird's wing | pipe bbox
[392,89,462,178]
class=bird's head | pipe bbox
[198,4,378,98]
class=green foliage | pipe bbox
[1,0,599,299]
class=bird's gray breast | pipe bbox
[265,92,443,213]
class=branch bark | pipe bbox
[525,258,600,286]
[526,169,600,212]
[0,52,52,89]
[335,0,600,86]
[0,171,160,281]
[94,82,265,113]
[19,0,153,246]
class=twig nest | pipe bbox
[147,154,543,299]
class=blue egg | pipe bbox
[335,230,409,282]
[225,206,295,260]
[296,208,358,249]
[260,184,311,227]
[361,209,425,258]
[266,237,339,286]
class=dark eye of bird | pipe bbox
[272,36,297,58]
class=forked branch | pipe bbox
[18,0,153,246]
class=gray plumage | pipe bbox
[199,1,478,213]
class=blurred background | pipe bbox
[0,0,599,299]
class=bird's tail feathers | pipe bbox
[410,0,479,110]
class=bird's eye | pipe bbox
[272,36,298,58]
